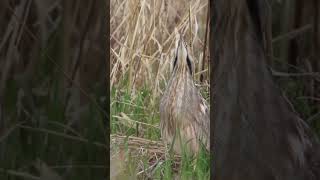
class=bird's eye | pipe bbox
[173,47,179,70]
[186,56,192,75]
[173,55,177,70]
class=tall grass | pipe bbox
[0,1,106,179]
[111,0,210,179]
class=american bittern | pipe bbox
[160,33,209,154]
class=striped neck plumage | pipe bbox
[173,35,193,75]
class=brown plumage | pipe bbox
[160,33,209,154]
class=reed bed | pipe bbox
[110,0,209,96]
[110,0,210,179]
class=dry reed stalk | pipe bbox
[110,134,182,172]
[110,1,209,175]
[110,0,208,98]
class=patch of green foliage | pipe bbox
[111,75,210,179]
[0,29,107,179]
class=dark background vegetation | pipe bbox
[0,0,107,179]
[209,0,320,179]
[270,0,319,134]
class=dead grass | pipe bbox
[110,0,210,179]
[110,0,209,97]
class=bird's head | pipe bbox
[172,33,193,76]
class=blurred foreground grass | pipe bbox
[0,1,107,179]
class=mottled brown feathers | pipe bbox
[160,33,209,154]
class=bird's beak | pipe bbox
[173,33,193,75]
[177,36,188,62]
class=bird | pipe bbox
[159,32,209,155]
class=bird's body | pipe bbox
[160,34,209,154]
